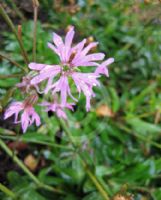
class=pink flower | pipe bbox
[95,58,114,77]
[28,26,111,110]
[41,101,74,120]
[4,101,41,133]
[16,75,39,93]
[47,26,105,66]
[72,73,100,111]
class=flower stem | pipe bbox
[0,52,27,73]
[0,183,16,198]
[0,134,74,150]
[0,4,29,65]
[0,73,22,79]
[32,0,39,62]
[58,118,110,200]
[0,138,65,195]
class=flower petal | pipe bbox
[53,32,64,47]
[95,58,114,77]
[65,26,75,49]
[72,72,99,111]
[81,42,98,56]
[21,111,30,133]
[29,63,45,71]
[47,42,60,55]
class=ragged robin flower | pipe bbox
[29,26,114,111]
[40,99,75,120]
[4,94,40,133]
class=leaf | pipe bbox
[20,189,46,200]
[152,188,161,200]
[38,167,64,185]
[126,116,161,136]
[0,78,18,88]
[7,171,30,192]
[108,87,120,112]
[96,166,112,177]
[127,83,157,112]
[83,192,103,200]
[21,132,53,143]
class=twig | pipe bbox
[32,0,39,61]
[0,183,16,198]
[0,4,29,65]
[0,138,65,195]
[58,118,110,200]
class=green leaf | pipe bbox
[20,189,46,200]
[126,117,161,136]
[108,87,120,112]
[152,188,161,200]
[83,192,103,200]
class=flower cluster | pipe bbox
[4,26,114,133]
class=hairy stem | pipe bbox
[0,4,29,65]
[58,118,110,200]
[0,138,65,194]
[32,0,39,61]
[0,183,16,198]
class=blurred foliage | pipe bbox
[0,0,161,200]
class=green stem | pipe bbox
[0,4,29,65]
[0,53,27,72]
[0,138,65,195]
[58,118,110,200]
[32,0,39,61]
[0,183,16,198]
[0,134,73,150]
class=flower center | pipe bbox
[61,63,74,76]
[62,64,71,72]
[60,51,77,75]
